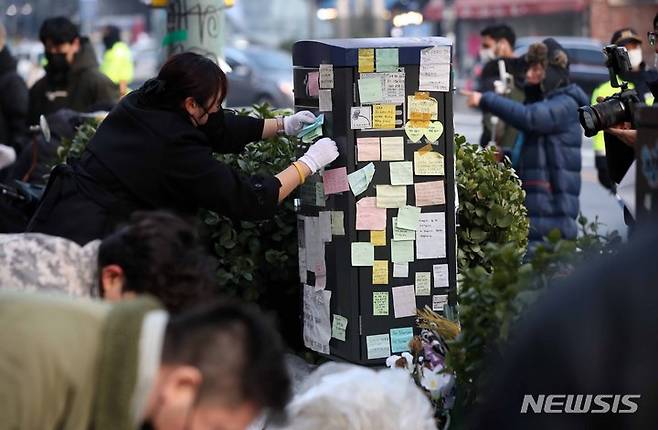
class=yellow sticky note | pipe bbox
[407,95,438,121]
[358,48,375,73]
[371,230,387,246]
[373,260,389,284]
[376,185,407,208]
[372,104,396,129]
[380,136,405,161]
[414,151,445,176]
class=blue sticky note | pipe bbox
[297,114,324,138]
[390,327,414,353]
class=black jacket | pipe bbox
[0,47,28,155]
[27,88,281,244]
[27,38,118,126]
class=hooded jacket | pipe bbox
[0,46,28,154]
[27,38,118,125]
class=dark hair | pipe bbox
[103,25,121,50]
[98,211,216,313]
[155,52,228,110]
[39,17,79,45]
[162,299,291,420]
[654,12,658,29]
[481,24,516,49]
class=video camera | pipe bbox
[578,45,643,137]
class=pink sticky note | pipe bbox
[307,71,320,97]
[357,137,380,161]
[323,167,350,195]
[415,180,445,207]
[356,197,387,230]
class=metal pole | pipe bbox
[165,0,227,62]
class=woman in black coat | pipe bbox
[27,52,338,244]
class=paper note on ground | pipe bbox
[415,272,431,296]
[376,185,407,208]
[433,294,449,312]
[306,71,320,97]
[348,162,375,196]
[331,314,348,341]
[323,167,349,195]
[391,239,414,263]
[357,137,380,161]
[372,104,396,129]
[350,106,372,129]
[414,151,444,176]
[433,264,449,288]
[358,77,384,104]
[415,180,445,206]
[366,334,390,359]
[372,260,389,284]
[319,89,332,112]
[390,327,413,353]
[393,262,409,278]
[303,285,331,354]
[393,216,416,240]
[389,161,414,186]
[373,292,389,316]
[397,206,421,230]
[376,48,399,72]
[380,136,405,161]
[392,285,417,318]
[351,242,375,266]
[419,46,451,92]
[356,197,386,231]
[417,212,446,259]
[370,230,386,246]
[319,64,334,89]
[330,211,345,236]
[358,48,375,73]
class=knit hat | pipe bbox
[611,28,642,46]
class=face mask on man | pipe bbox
[627,48,643,70]
[45,52,70,76]
[479,47,495,62]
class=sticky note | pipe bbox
[331,211,345,236]
[356,197,386,231]
[417,212,446,259]
[414,151,444,176]
[318,211,332,243]
[366,333,390,359]
[323,167,349,195]
[372,104,396,129]
[392,285,417,318]
[391,239,414,263]
[415,272,431,296]
[319,89,332,112]
[372,260,389,284]
[390,327,413,353]
[315,182,326,207]
[425,121,444,142]
[393,217,416,241]
[332,314,348,341]
[319,64,334,89]
[376,185,407,208]
[432,294,449,312]
[376,48,399,72]
[415,180,445,207]
[407,95,438,121]
[433,264,449,288]
[389,161,414,186]
[351,242,375,266]
[350,106,372,129]
[357,137,380,161]
[393,262,409,278]
[370,230,387,246]
[380,136,405,161]
[373,292,389,316]
[358,48,375,73]
[419,46,451,92]
[358,77,383,104]
[348,162,375,196]
[381,71,405,104]
[397,206,422,230]
[405,122,426,143]
[306,71,320,97]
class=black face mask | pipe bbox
[524,83,544,103]
[45,52,70,84]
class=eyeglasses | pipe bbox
[648,31,657,46]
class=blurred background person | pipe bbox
[100,24,134,97]
[28,17,118,125]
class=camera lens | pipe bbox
[578,98,628,137]
[578,106,599,137]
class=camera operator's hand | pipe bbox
[460,90,482,108]
[606,122,637,147]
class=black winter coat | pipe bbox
[0,47,28,154]
[27,87,281,244]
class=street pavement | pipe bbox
[453,95,628,239]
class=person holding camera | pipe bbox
[463,39,588,244]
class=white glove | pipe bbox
[284,110,317,135]
[0,144,16,170]
[298,137,339,174]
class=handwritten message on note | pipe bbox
[415,180,445,207]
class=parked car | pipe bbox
[224,46,294,108]
[514,36,609,98]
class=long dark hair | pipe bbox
[142,52,228,110]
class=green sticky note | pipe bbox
[358,77,383,104]
[376,48,399,72]
[373,291,389,316]
[332,314,348,341]
[348,163,376,196]
[330,211,345,236]
[390,327,413,353]
[391,240,414,263]
[389,161,414,186]
[351,242,375,266]
[393,217,416,241]
[366,333,391,359]
[397,206,421,231]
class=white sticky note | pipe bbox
[417,212,446,259]
[351,106,372,129]
[389,161,414,186]
[303,285,332,354]
[433,264,449,288]
[419,46,451,92]
[393,262,409,278]
[392,285,417,318]
[415,272,431,296]
[319,89,332,112]
[366,334,391,359]
[319,64,334,89]
[432,294,449,312]
[332,314,348,341]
